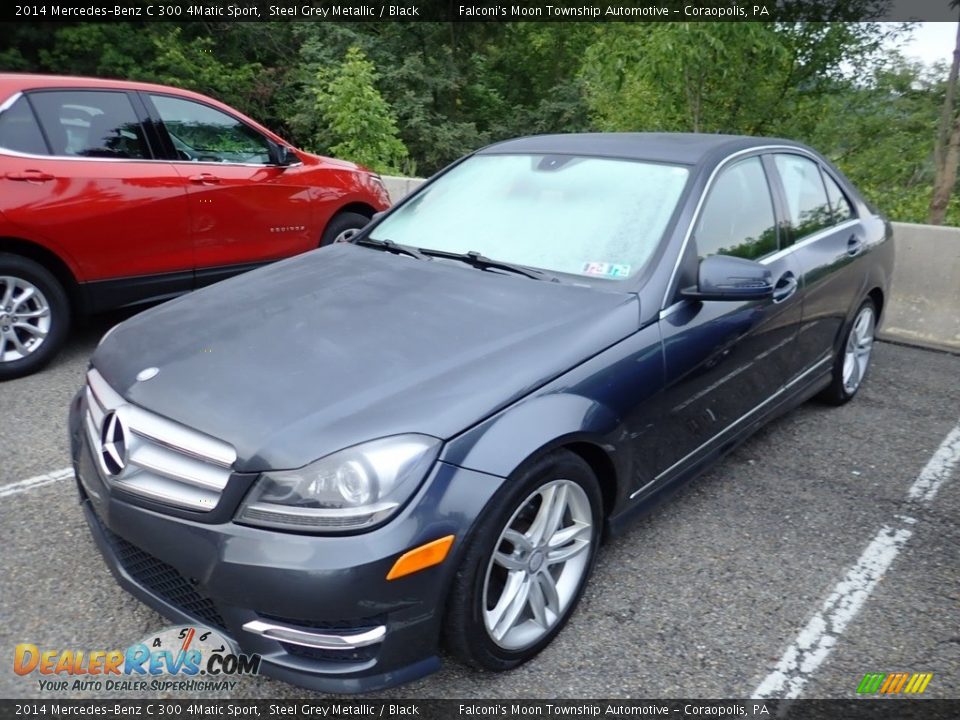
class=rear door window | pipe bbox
[694,156,779,260]
[774,154,834,239]
[29,90,149,159]
[822,171,855,224]
[0,96,48,155]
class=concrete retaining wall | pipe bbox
[881,222,960,353]
[381,175,425,204]
[378,178,959,353]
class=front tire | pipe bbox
[444,450,602,671]
[319,211,371,247]
[819,298,876,405]
[0,254,70,381]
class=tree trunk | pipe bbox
[928,19,960,224]
[934,22,960,171]
[930,112,960,225]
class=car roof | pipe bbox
[0,73,205,98]
[478,132,815,166]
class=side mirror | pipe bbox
[268,140,299,167]
[681,255,773,302]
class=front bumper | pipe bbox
[69,391,505,693]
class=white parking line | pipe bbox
[907,425,960,503]
[752,419,960,700]
[0,467,73,498]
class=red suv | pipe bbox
[0,74,390,379]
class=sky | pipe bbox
[896,22,958,66]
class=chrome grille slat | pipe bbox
[112,472,221,511]
[84,409,100,450]
[129,428,234,469]
[86,386,105,427]
[87,368,125,410]
[129,444,229,491]
[125,404,236,468]
[83,369,235,513]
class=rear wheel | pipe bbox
[319,211,371,247]
[819,298,876,405]
[0,253,70,381]
[444,450,602,671]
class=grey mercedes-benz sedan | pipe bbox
[69,133,892,692]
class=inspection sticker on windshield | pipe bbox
[582,262,631,279]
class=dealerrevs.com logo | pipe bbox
[14,626,261,692]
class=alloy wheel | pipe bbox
[482,479,594,651]
[842,305,875,395]
[0,276,52,363]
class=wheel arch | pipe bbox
[0,237,81,314]
[442,393,624,520]
[561,441,619,521]
[867,286,884,323]
[332,202,377,221]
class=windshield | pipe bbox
[370,153,689,281]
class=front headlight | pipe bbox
[236,434,440,533]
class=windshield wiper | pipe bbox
[352,237,429,261]
[418,249,557,282]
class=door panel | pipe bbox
[646,155,802,488]
[655,253,803,482]
[0,90,190,281]
[146,93,314,274]
[771,154,863,367]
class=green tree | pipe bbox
[147,28,262,114]
[579,21,901,137]
[311,46,409,175]
[809,55,954,225]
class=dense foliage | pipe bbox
[1,19,955,224]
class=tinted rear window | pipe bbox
[29,90,148,159]
[0,96,48,155]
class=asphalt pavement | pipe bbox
[1,315,958,700]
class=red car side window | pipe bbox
[0,96,48,155]
[149,94,272,165]
[29,90,149,160]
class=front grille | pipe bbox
[84,369,237,512]
[92,510,227,631]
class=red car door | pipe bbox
[145,92,315,282]
[0,90,191,291]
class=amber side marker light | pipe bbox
[386,535,456,580]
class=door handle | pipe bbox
[772,271,798,303]
[188,174,221,185]
[847,235,863,256]
[6,170,54,182]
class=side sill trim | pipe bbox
[629,354,832,499]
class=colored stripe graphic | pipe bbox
[890,673,909,694]
[857,672,933,694]
[911,673,934,694]
[857,673,885,693]
[879,673,897,693]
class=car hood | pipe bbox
[93,244,639,472]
